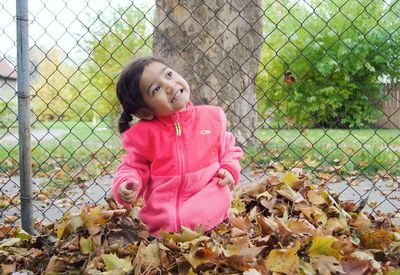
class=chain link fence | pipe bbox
[1,0,400,231]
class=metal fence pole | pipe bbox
[16,0,33,233]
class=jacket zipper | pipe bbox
[174,120,186,231]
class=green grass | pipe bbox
[0,121,123,187]
[243,128,400,176]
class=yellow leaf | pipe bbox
[183,247,214,269]
[231,196,246,214]
[57,213,83,239]
[80,236,93,255]
[360,229,394,250]
[16,229,32,240]
[266,247,299,273]
[325,218,347,234]
[301,206,328,226]
[102,253,133,273]
[277,184,305,203]
[309,236,341,259]
[280,171,299,187]
[307,190,328,206]
[160,226,202,242]
[299,260,316,275]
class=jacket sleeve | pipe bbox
[111,127,151,207]
[217,108,243,184]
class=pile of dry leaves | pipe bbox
[1,171,400,274]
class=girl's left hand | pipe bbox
[217,168,234,190]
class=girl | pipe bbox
[112,56,243,237]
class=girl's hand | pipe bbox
[217,168,235,190]
[118,180,139,205]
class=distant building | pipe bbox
[0,58,17,102]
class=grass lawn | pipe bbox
[0,121,123,186]
[243,128,400,175]
[1,123,400,186]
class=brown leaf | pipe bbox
[266,246,299,274]
[286,218,316,235]
[226,254,254,272]
[276,184,305,203]
[0,262,16,274]
[360,229,393,250]
[301,206,328,226]
[45,256,68,273]
[341,256,372,275]
[256,215,278,235]
[310,255,344,275]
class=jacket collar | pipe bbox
[154,101,194,125]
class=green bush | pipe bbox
[257,0,400,128]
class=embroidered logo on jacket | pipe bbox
[200,130,211,135]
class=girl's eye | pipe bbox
[167,71,173,78]
[153,87,160,94]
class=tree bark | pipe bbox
[153,0,262,145]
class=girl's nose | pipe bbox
[165,82,175,94]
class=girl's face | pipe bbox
[138,61,190,117]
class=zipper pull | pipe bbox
[175,121,181,136]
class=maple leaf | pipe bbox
[183,246,215,269]
[280,171,299,188]
[306,189,329,206]
[360,229,394,250]
[45,256,68,274]
[308,236,342,259]
[80,236,93,255]
[132,242,161,274]
[352,212,371,235]
[341,256,372,275]
[102,253,133,273]
[277,184,305,203]
[160,226,202,242]
[301,206,328,226]
[0,262,16,274]
[56,213,83,239]
[266,245,300,274]
[286,218,316,235]
[310,255,344,275]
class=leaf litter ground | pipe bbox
[1,171,400,274]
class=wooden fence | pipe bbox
[376,83,400,128]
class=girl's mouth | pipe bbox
[171,89,183,103]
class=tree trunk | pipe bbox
[153,0,262,145]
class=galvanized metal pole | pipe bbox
[17,0,33,233]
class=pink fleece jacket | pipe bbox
[112,102,243,236]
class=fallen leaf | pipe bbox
[310,255,344,275]
[266,245,299,273]
[102,253,133,273]
[309,236,341,259]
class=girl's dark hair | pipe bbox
[116,56,168,133]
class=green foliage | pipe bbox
[257,0,400,128]
[31,47,79,121]
[30,3,153,122]
[0,101,17,128]
[78,3,153,121]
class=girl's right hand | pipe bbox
[118,180,139,204]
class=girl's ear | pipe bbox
[135,108,154,120]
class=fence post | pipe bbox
[16,0,33,233]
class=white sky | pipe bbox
[0,0,154,66]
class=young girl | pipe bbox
[112,56,243,237]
